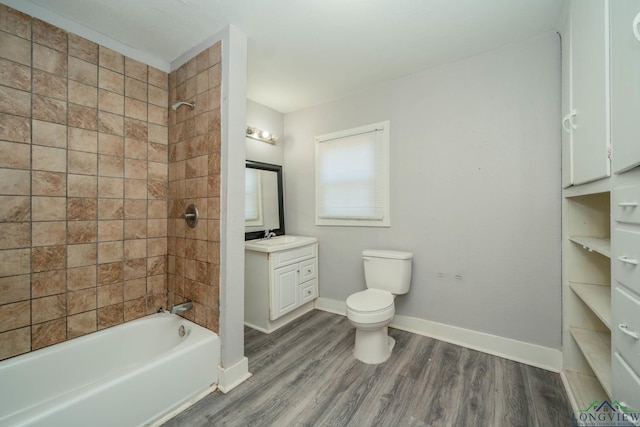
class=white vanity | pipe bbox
[244,235,318,333]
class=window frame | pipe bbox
[315,120,390,227]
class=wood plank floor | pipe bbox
[162,310,572,427]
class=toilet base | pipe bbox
[353,326,396,364]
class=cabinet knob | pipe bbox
[618,255,639,266]
[634,12,640,43]
[617,201,639,208]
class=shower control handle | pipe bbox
[182,204,199,228]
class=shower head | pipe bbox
[171,101,195,111]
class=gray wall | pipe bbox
[282,32,562,348]
[246,99,284,166]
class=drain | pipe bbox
[178,325,186,337]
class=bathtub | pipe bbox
[0,312,219,427]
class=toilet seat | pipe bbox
[346,289,395,324]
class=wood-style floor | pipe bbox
[163,310,572,427]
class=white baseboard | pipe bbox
[217,357,252,394]
[314,297,562,372]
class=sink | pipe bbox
[245,235,317,253]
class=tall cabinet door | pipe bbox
[271,264,299,320]
[561,12,573,188]
[571,0,611,185]
[610,0,640,174]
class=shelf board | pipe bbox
[568,236,611,258]
[563,370,609,413]
[569,327,611,398]
[569,282,611,329]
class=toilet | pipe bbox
[346,249,413,364]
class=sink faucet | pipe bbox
[263,229,276,239]
[170,301,193,315]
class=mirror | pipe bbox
[245,161,285,240]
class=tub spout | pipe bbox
[170,301,193,315]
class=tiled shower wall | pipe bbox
[0,5,171,360]
[167,44,222,332]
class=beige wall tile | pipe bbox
[32,294,66,324]
[99,47,124,73]
[148,181,167,200]
[97,283,123,308]
[0,222,29,249]
[98,133,124,156]
[124,118,147,140]
[67,197,97,220]
[32,19,67,53]
[68,174,97,197]
[98,241,123,264]
[68,80,97,107]
[124,138,146,160]
[125,77,147,101]
[67,288,97,315]
[97,176,123,198]
[67,221,97,244]
[67,265,97,291]
[32,318,65,350]
[0,141,30,170]
[32,221,66,247]
[148,200,167,219]
[148,237,167,257]
[67,310,96,339]
[33,43,66,76]
[124,238,146,259]
[124,179,147,199]
[147,219,167,238]
[125,258,146,280]
[0,275,30,304]
[0,327,30,360]
[33,69,66,100]
[98,220,123,242]
[98,154,124,177]
[0,5,31,40]
[0,31,30,66]
[32,171,66,196]
[0,85,31,117]
[148,123,168,145]
[0,112,30,143]
[0,300,30,332]
[32,120,66,148]
[98,304,123,329]
[98,68,124,94]
[124,200,146,219]
[124,97,147,121]
[124,278,146,301]
[148,142,168,163]
[125,57,147,82]
[97,261,122,285]
[68,103,98,131]
[32,245,66,272]
[123,297,145,322]
[148,67,168,89]
[68,56,97,86]
[31,270,66,298]
[32,196,65,221]
[148,256,166,277]
[125,158,147,180]
[98,111,124,136]
[98,199,124,220]
[32,94,67,124]
[0,57,31,91]
[98,88,124,114]
[0,168,29,196]
[148,162,167,182]
[148,85,168,108]
[67,243,97,268]
[69,127,97,153]
[32,146,67,173]
[68,150,98,175]
[68,34,98,64]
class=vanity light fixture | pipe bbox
[246,126,278,144]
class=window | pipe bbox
[315,121,390,227]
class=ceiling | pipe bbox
[13,0,566,113]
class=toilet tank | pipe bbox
[362,250,413,295]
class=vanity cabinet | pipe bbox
[244,236,318,333]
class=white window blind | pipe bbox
[315,121,390,227]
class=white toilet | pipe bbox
[346,249,413,364]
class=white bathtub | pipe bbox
[0,313,219,427]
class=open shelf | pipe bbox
[564,370,609,412]
[569,327,612,398]
[569,283,611,329]
[568,236,611,258]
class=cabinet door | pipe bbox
[271,264,299,320]
[561,12,574,188]
[571,0,610,185]
[611,0,640,174]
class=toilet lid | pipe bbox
[346,289,393,312]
